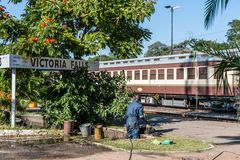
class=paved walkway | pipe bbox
[144,106,238,121]
[73,114,240,160]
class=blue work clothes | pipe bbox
[126,100,144,139]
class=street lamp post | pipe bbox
[165,5,180,55]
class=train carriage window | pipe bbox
[120,70,125,77]
[142,70,148,80]
[189,55,194,59]
[113,71,118,76]
[138,60,143,62]
[167,69,174,80]
[135,70,140,80]
[116,62,121,64]
[214,67,218,79]
[158,69,164,80]
[127,71,132,80]
[123,61,128,64]
[187,68,195,79]
[177,68,184,79]
[201,54,208,58]
[154,58,160,61]
[179,56,186,59]
[199,67,208,79]
[150,70,156,80]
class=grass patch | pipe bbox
[98,136,212,152]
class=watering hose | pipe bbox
[128,138,133,160]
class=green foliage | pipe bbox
[0,0,155,58]
[144,40,192,57]
[190,38,229,52]
[145,41,169,57]
[88,55,115,62]
[40,68,131,128]
[0,112,6,125]
[0,111,10,125]
[227,19,240,45]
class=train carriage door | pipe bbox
[232,72,239,96]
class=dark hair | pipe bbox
[133,95,141,101]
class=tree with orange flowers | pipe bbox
[0,0,155,59]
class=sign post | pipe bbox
[11,69,16,128]
[0,54,99,128]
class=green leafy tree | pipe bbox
[226,19,240,45]
[173,40,192,53]
[0,0,155,58]
[41,69,131,127]
[88,55,115,62]
[144,40,192,57]
[144,41,169,57]
[190,38,229,52]
[204,0,229,28]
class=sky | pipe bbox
[1,0,240,56]
[141,0,240,53]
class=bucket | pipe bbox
[94,125,104,140]
[64,120,74,136]
[79,123,91,137]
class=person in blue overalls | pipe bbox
[126,95,144,139]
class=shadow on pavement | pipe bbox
[146,114,182,124]
[152,128,177,137]
[214,136,240,145]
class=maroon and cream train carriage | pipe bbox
[99,52,237,107]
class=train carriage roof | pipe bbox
[99,52,221,69]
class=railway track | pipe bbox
[144,105,238,122]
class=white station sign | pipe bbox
[0,54,99,71]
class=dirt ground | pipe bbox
[0,114,240,160]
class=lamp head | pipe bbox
[165,5,180,10]
[165,5,171,9]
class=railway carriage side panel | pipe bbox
[99,53,236,105]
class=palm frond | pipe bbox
[192,39,239,95]
[204,0,229,29]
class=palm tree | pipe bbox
[204,0,229,28]
[192,39,239,95]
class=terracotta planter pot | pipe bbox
[64,120,74,136]
[94,125,104,140]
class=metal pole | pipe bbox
[11,69,16,128]
[195,52,198,110]
[171,8,173,55]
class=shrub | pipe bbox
[41,68,131,128]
